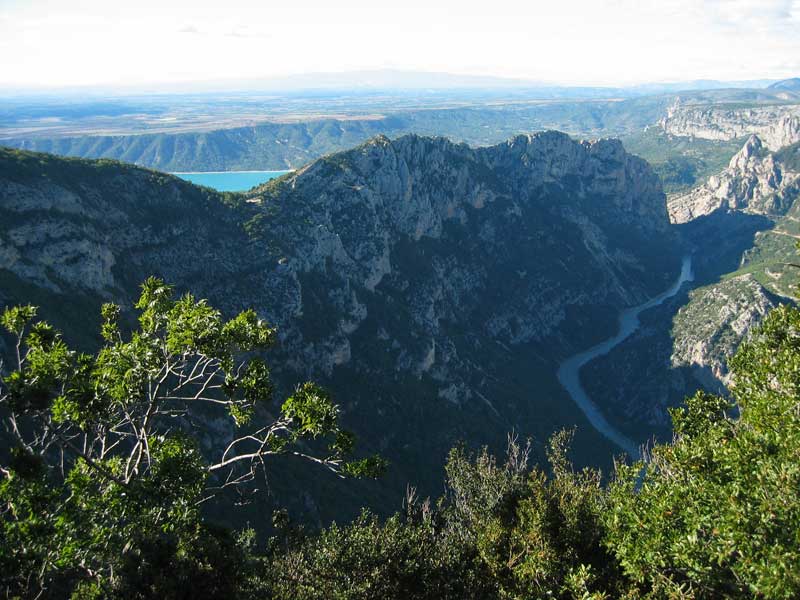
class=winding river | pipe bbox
[556,256,694,459]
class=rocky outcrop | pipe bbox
[660,101,800,151]
[241,132,675,376]
[0,135,679,520]
[0,157,253,297]
[668,135,800,223]
[485,133,669,230]
[670,274,783,386]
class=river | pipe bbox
[556,256,694,459]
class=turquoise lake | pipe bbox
[173,170,290,192]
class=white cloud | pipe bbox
[703,0,799,34]
[0,0,798,89]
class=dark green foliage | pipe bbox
[251,299,800,599]
[257,435,621,600]
[260,510,493,600]
[0,280,380,598]
[5,281,800,598]
[438,433,623,599]
[605,303,800,599]
[653,155,698,190]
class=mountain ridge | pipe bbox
[0,132,679,522]
[577,129,800,442]
[668,134,800,223]
[768,77,800,91]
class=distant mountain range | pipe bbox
[203,70,784,97]
[4,85,799,174]
[1,99,673,171]
[0,68,790,97]
[769,77,800,92]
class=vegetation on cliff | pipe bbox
[3,276,800,598]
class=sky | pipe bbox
[1,0,799,90]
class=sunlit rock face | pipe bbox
[660,101,800,151]
[668,135,800,224]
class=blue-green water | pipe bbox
[173,170,290,192]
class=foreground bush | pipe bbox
[606,304,800,599]
[258,303,800,600]
[0,279,382,598]
[257,434,623,599]
[4,283,800,598]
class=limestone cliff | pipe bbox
[0,134,678,520]
[660,100,800,151]
[668,135,800,223]
[580,134,800,442]
[670,274,783,386]
[236,133,676,383]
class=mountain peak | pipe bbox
[366,134,392,146]
[729,134,764,167]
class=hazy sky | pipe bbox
[1,0,799,89]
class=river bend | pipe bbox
[556,256,694,459]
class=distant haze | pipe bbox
[1,0,799,90]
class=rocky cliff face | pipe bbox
[579,132,800,443]
[0,152,263,315]
[0,135,678,521]
[668,135,800,223]
[237,133,675,384]
[0,150,272,355]
[660,101,800,151]
[670,274,782,386]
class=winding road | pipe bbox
[557,256,694,459]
